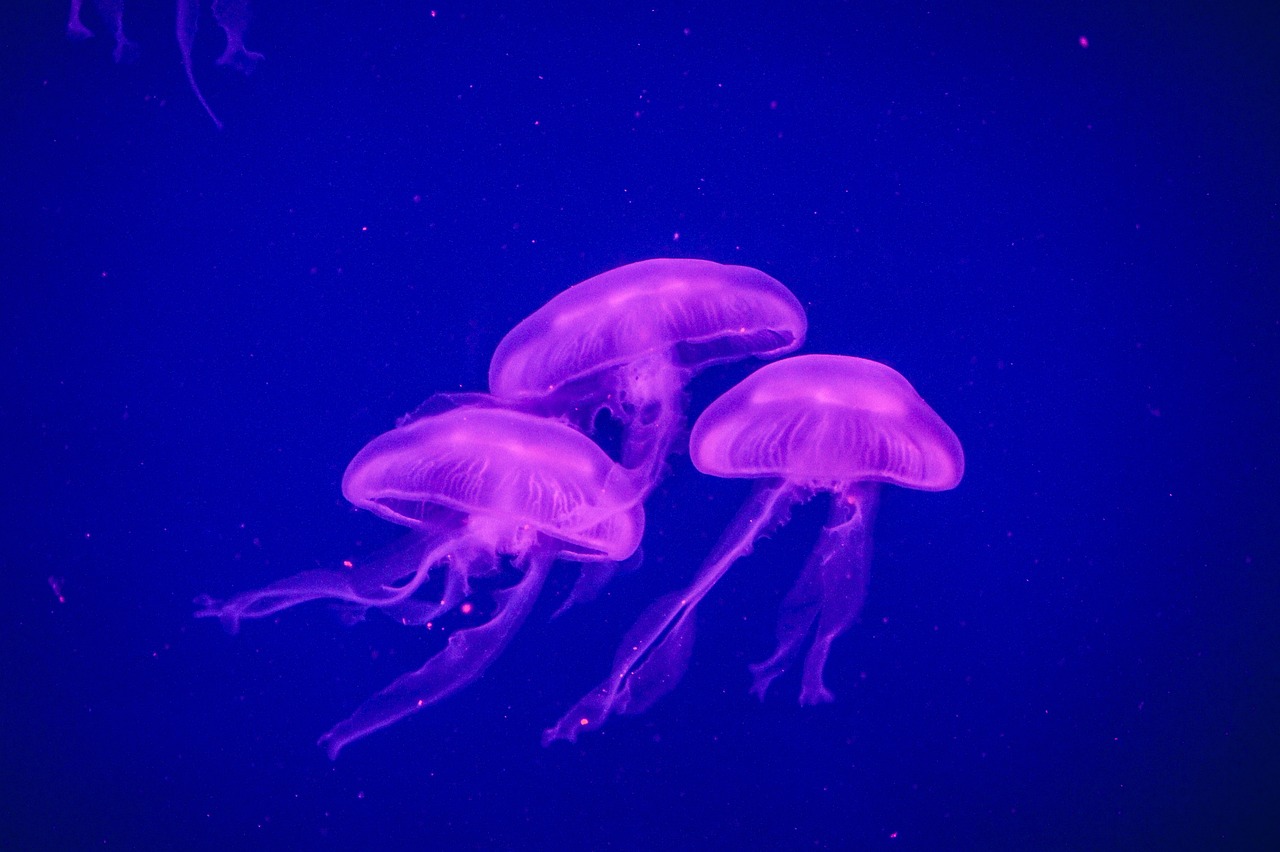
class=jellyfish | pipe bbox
[67,0,261,128]
[177,0,263,129]
[67,0,137,63]
[489,258,807,498]
[198,403,644,758]
[545,354,963,742]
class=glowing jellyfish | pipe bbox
[489,258,807,498]
[67,0,261,128]
[198,403,644,758]
[545,354,963,742]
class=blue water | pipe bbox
[4,1,1276,848]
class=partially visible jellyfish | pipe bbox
[545,354,963,742]
[198,403,644,758]
[489,258,807,498]
[68,0,261,128]
[177,0,263,128]
[67,0,137,63]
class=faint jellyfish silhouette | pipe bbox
[177,0,263,128]
[67,0,138,63]
[198,404,644,758]
[67,0,261,128]
[489,258,807,499]
[545,354,963,743]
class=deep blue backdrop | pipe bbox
[3,1,1276,848]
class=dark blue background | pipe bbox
[4,1,1276,848]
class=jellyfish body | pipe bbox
[197,404,644,758]
[489,259,807,497]
[545,355,963,742]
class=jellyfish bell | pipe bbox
[489,259,806,398]
[692,354,964,491]
[342,405,643,562]
[545,354,962,742]
[197,403,644,757]
[488,258,807,496]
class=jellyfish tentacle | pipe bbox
[747,538,825,701]
[67,0,138,61]
[174,0,264,126]
[176,0,223,128]
[319,550,554,759]
[749,485,878,702]
[378,537,466,599]
[372,556,472,626]
[195,534,461,633]
[551,562,617,619]
[544,480,804,744]
[211,0,264,73]
[66,0,94,40]
[542,586,696,745]
[551,547,643,619]
[797,485,877,704]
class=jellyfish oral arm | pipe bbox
[749,482,878,704]
[67,0,138,62]
[67,0,92,40]
[176,0,223,128]
[550,556,633,619]
[543,480,804,744]
[175,0,263,128]
[318,550,554,759]
[211,0,265,73]
[194,532,463,634]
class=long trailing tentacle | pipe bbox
[319,549,554,759]
[544,480,805,744]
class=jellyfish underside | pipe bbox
[197,510,572,759]
[520,353,689,495]
[318,548,554,759]
[544,478,878,744]
[512,325,801,500]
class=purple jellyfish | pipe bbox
[67,0,137,63]
[489,258,807,498]
[177,0,263,129]
[545,354,963,742]
[67,0,261,128]
[198,404,644,757]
